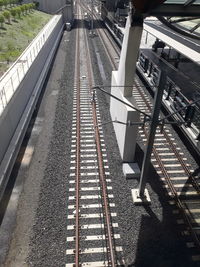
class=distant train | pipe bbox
[104,16,200,156]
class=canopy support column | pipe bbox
[110,8,143,163]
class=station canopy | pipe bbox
[149,0,200,16]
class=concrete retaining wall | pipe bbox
[24,0,72,14]
[0,15,64,200]
[39,0,66,13]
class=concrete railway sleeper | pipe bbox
[66,2,122,266]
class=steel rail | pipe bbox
[92,100,117,266]
[75,6,81,266]
[134,81,200,248]
[95,18,119,70]
[81,5,117,266]
[136,81,200,193]
[81,0,118,70]
[151,137,200,248]
[162,130,200,193]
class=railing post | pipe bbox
[3,87,7,105]
[22,62,25,75]
[17,68,20,83]
[0,90,4,108]
[26,56,29,68]
[10,76,14,92]
[30,50,33,63]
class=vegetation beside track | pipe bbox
[0,10,52,76]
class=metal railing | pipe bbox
[0,15,62,116]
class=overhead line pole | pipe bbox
[91,0,94,35]
[138,71,166,197]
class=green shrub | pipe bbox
[20,4,25,15]
[10,7,17,19]
[24,4,29,14]
[3,10,11,23]
[3,0,8,8]
[0,0,4,10]
[0,14,4,27]
[33,1,39,9]
[28,3,33,12]
[15,6,21,17]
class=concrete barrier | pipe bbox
[0,15,64,200]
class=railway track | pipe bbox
[86,7,200,259]
[66,3,123,266]
[133,80,200,257]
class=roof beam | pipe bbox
[184,0,197,7]
[170,16,199,23]
[148,4,200,16]
[190,21,200,32]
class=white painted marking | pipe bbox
[81,139,95,143]
[70,166,98,170]
[68,203,113,209]
[158,152,183,156]
[151,158,187,162]
[82,159,108,163]
[78,153,107,158]
[157,170,185,174]
[70,171,110,177]
[81,144,105,148]
[163,184,193,188]
[69,179,111,184]
[154,164,182,168]
[160,177,187,181]
[69,186,112,192]
[81,223,118,229]
[67,213,117,219]
[186,208,200,214]
[81,203,115,208]
[156,148,170,151]
[81,123,94,126]
[67,234,120,242]
[66,246,122,255]
[168,191,198,196]
[66,261,108,267]
[80,131,94,134]
[68,194,114,200]
[153,143,168,146]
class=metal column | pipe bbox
[138,71,166,197]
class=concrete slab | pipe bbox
[123,163,140,178]
[131,188,151,205]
